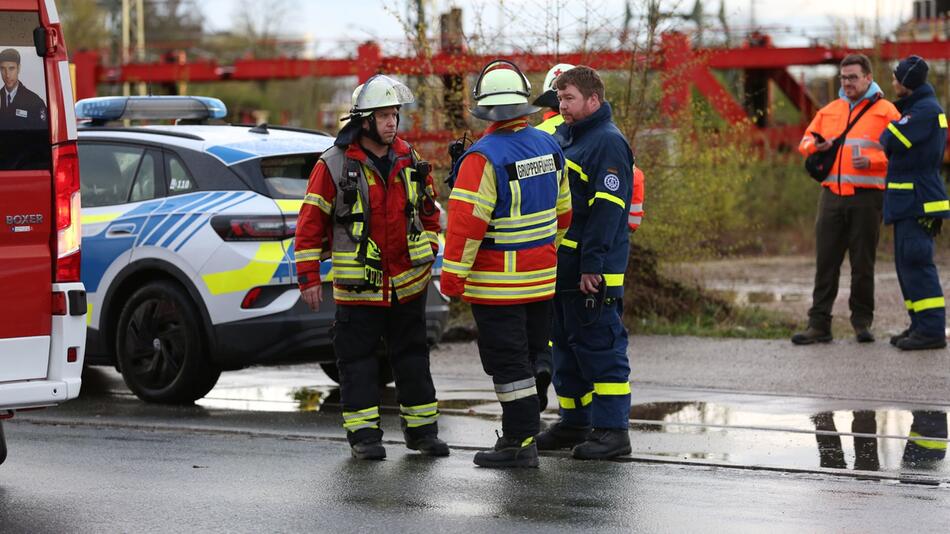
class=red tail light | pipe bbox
[241,287,263,309]
[52,292,67,315]
[53,142,81,282]
[67,347,78,363]
[211,215,295,241]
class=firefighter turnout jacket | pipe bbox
[880,83,950,223]
[799,82,900,196]
[554,102,634,299]
[538,110,644,231]
[441,118,572,304]
[294,137,441,306]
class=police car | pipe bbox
[77,96,449,404]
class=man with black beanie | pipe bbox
[880,55,950,350]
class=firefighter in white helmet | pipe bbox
[294,74,447,460]
[442,60,572,468]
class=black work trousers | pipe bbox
[332,290,438,445]
[808,187,883,331]
[470,300,551,440]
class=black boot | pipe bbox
[405,434,450,457]
[790,327,832,345]
[854,327,875,343]
[536,422,591,451]
[897,331,947,351]
[890,328,912,346]
[350,439,386,460]
[572,428,631,460]
[473,434,539,468]
[535,369,552,412]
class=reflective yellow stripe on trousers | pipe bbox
[558,391,594,410]
[342,406,380,431]
[400,402,440,428]
[594,382,632,395]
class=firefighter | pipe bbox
[441,60,572,468]
[880,55,950,351]
[535,63,575,135]
[294,75,449,460]
[531,63,646,412]
[537,65,634,460]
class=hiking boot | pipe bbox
[536,422,591,451]
[790,327,832,345]
[572,428,632,460]
[854,327,875,343]
[535,369,552,412]
[896,331,947,351]
[350,439,386,461]
[473,434,539,468]
[405,434,450,457]
[890,328,912,347]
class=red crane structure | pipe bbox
[71,32,950,154]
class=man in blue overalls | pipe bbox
[880,56,949,351]
[537,66,634,460]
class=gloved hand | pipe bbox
[918,217,943,237]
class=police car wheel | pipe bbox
[319,357,393,387]
[115,281,222,404]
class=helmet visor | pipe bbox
[353,75,415,112]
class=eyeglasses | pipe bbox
[839,74,864,82]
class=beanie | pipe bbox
[894,55,929,90]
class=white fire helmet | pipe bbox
[470,60,540,121]
[349,75,414,118]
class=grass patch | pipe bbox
[630,305,797,339]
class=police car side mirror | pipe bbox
[33,27,48,57]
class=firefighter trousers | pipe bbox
[894,217,946,338]
[470,300,551,440]
[332,289,440,445]
[552,295,631,429]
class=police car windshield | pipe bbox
[260,154,319,199]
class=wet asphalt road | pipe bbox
[2,336,950,532]
[4,421,950,533]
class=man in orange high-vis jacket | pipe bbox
[791,53,900,346]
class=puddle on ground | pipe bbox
[627,401,948,477]
[194,379,948,478]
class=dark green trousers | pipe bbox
[808,187,883,331]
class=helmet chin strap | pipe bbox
[364,112,399,146]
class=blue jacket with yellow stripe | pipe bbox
[880,83,949,223]
[554,102,634,298]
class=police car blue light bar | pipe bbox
[75,96,228,122]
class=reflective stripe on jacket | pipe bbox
[880,83,950,223]
[441,118,572,305]
[293,137,441,306]
[629,166,645,231]
[799,91,900,196]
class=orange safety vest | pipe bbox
[799,95,900,196]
